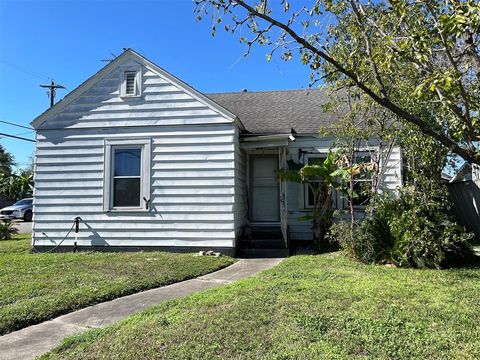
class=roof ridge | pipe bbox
[206,88,326,95]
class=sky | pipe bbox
[0,0,311,169]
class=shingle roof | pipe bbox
[207,88,344,134]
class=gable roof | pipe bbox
[207,89,344,135]
[31,49,239,129]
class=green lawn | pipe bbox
[0,236,234,335]
[43,252,480,359]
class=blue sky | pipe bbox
[0,0,311,169]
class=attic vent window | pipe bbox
[125,72,136,95]
[120,70,141,97]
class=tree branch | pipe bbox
[232,0,479,164]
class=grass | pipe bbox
[0,233,31,254]
[0,235,234,335]
[43,252,480,359]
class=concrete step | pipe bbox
[237,248,289,258]
[245,225,283,240]
[241,238,286,249]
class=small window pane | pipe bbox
[307,182,320,207]
[114,148,141,176]
[306,157,326,207]
[352,181,370,207]
[113,178,140,207]
[355,154,373,180]
[355,154,371,164]
[308,157,326,165]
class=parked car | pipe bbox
[0,198,33,222]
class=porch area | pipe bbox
[239,134,290,257]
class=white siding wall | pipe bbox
[33,59,238,252]
[233,126,248,245]
[285,136,402,241]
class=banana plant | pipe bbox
[0,173,33,201]
[277,151,350,247]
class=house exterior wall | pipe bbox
[285,136,402,241]
[32,59,240,254]
[233,126,248,244]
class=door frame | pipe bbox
[246,150,280,224]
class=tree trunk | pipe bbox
[312,183,333,248]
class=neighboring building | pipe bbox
[450,162,480,183]
[30,49,402,255]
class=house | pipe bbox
[448,162,480,238]
[31,49,402,255]
[449,162,480,183]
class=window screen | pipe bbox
[112,148,141,207]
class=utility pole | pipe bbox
[40,80,66,108]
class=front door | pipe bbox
[249,155,280,222]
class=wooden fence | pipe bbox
[448,180,480,238]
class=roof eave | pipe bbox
[31,49,242,129]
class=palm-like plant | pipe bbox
[0,220,18,240]
[277,151,349,247]
[0,173,33,201]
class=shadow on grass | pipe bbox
[290,240,340,255]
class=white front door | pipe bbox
[249,155,280,222]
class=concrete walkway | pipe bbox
[0,258,283,360]
[11,220,32,234]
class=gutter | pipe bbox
[241,133,296,142]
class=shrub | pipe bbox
[381,187,473,268]
[329,187,474,269]
[0,220,18,240]
[328,221,376,263]
[328,216,395,265]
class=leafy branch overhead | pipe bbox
[194,0,480,165]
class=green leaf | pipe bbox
[298,214,313,221]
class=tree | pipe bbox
[21,152,35,177]
[0,173,33,201]
[194,0,480,165]
[0,144,14,177]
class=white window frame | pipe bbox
[302,153,337,210]
[104,138,151,212]
[119,68,142,98]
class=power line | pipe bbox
[0,59,48,81]
[0,120,34,130]
[13,130,35,136]
[0,132,35,143]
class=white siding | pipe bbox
[285,136,402,241]
[233,126,248,244]
[38,61,232,131]
[32,59,237,252]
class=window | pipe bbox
[120,70,141,97]
[113,148,141,207]
[104,139,151,211]
[346,153,373,208]
[303,154,337,209]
